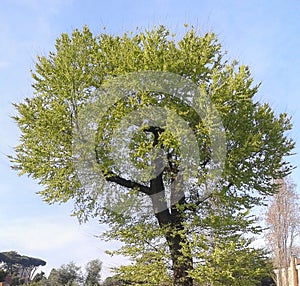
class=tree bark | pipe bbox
[150,174,193,286]
[104,126,194,285]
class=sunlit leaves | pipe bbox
[11,25,294,284]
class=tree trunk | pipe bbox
[150,174,193,286]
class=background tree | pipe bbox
[32,271,46,281]
[47,262,83,286]
[39,259,101,286]
[31,271,47,284]
[12,26,294,285]
[84,259,102,286]
[0,251,46,284]
[0,268,7,282]
[101,275,125,286]
[265,177,300,285]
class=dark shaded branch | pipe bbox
[182,191,213,212]
[143,126,164,146]
[195,193,213,207]
[106,172,150,195]
[200,157,210,168]
[143,126,164,135]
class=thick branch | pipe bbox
[105,172,150,195]
[143,126,164,135]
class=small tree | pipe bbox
[265,177,300,285]
[48,262,83,286]
[27,272,52,286]
[31,271,47,283]
[84,259,102,286]
[102,275,125,286]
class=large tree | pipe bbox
[12,26,294,285]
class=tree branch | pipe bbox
[143,126,164,146]
[105,172,150,195]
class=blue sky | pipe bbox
[1,0,300,279]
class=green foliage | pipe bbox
[0,251,46,285]
[103,203,272,285]
[84,259,102,286]
[10,275,25,286]
[116,252,172,285]
[27,282,46,286]
[47,262,83,286]
[0,269,7,282]
[26,259,102,286]
[189,199,272,285]
[12,25,295,285]
[101,275,126,286]
[190,237,272,285]
[0,251,46,269]
[30,271,47,284]
[12,25,294,211]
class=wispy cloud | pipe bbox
[0,215,127,277]
[0,216,78,251]
[0,61,10,69]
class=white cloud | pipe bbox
[0,214,128,278]
[0,216,79,251]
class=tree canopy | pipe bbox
[47,262,83,286]
[84,259,102,286]
[26,259,102,286]
[0,251,46,285]
[0,251,46,268]
[12,25,294,285]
